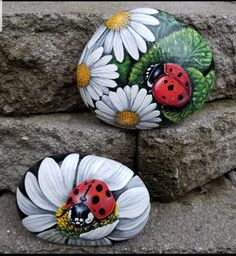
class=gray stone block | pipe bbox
[0,113,136,192]
[0,11,235,115]
[137,100,236,201]
[1,177,235,253]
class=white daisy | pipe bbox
[17,153,150,246]
[87,8,160,62]
[95,84,162,129]
[77,46,119,108]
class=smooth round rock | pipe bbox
[16,153,150,246]
[76,8,215,130]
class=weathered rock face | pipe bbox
[137,100,236,201]
[0,113,136,192]
[1,177,236,253]
[0,13,235,115]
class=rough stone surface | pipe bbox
[138,100,236,201]
[0,10,236,115]
[1,177,236,254]
[0,113,136,192]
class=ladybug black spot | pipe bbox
[99,208,106,216]
[96,184,103,192]
[67,197,73,204]
[168,85,174,91]
[177,72,182,77]
[170,68,173,72]
[178,94,184,100]
[106,190,111,197]
[73,189,79,195]
[185,82,189,87]
[164,80,168,83]
[162,96,166,99]
[92,195,100,204]
[84,181,88,185]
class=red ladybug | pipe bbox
[63,179,115,227]
[146,63,192,108]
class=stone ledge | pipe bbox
[0,112,137,192]
[137,100,236,201]
[0,11,235,115]
[0,177,235,253]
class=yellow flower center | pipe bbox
[116,111,140,128]
[76,63,91,88]
[105,11,131,30]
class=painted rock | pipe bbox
[76,8,215,129]
[16,153,150,246]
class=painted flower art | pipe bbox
[17,153,150,246]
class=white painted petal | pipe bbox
[123,86,132,108]
[92,55,113,68]
[87,25,107,49]
[79,88,89,107]
[108,204,150,241]
[16,188,46,216]
[131,88,147,112]
[104,30,114,54]
[86,47,104,67]
[95,109,114,120]
[68,237,112,246]
[113,31,124,63]
[97,116,116,126]
[138,102,157,117]
[84,89,95,107]
[78,48,87,65]
[37,229,67,244]
[117,187,150,219]
[77,155,134,191]
[130,21,155,42]
[91,64,118,75]
[22,214,56,233]
[127,26,147,53]
[130,85,139,108]
[117,87,129,110]
[131,14,160,25]
[61,153,80,195]
[120,28,139,60]
[93,77,117,88]
[131,8,159,15]
[141,110,160,121]
[136,95,153,113]
[91,71,119,80]
[87,84,100,100]
[90,80,103,97]
[137,122,160,128]
[80,220,119,240]
[109,91,125,112]
[96,100,116,115]
[38,158,68,207]
[25,172,57,212]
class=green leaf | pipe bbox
[159,27,213,72]
[163,68,215,123]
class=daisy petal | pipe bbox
[87,85,100,100]
[117,187,150,218]
[131,88,147,112]
[138,102,157,117]
[131,8,159,15]
[92,64,118,74]
[120,28,139,60]
[25,172,57,212]
[80,220,119,240]
[86,47,104,66]
[16,188,46,216]
[37,229,67,244]
[136,94,153,113]
[127,26,147,53]
[96,100,116,115]
[91,71,119,80]
[117,87,129,110]
[68,238,112,246]
[83,89,95,107]
[140,110,160,121]
[93,77,117,88]
[104,30,114,54]
[38,158,68,207]
[77,155,134,191]
[131,14,160,25]
[137,122,160,128]
[22,214,56,232]
[130,85,139,107]
[90,80,103,97]
[130,21,155,42]
[113,31,124,63]
[61,153,80,195]
[108,204,150,241]
[92,55,113,68]
[87,25,107,49]
[95,109,114,120]
[109,91,125,112]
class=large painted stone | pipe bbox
[76,8,215,129]
[16,153,150,246]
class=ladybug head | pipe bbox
[68,203,94,227]
[146,64,164,87]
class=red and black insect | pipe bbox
[63,179,116,227]
[146,63,192,108]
